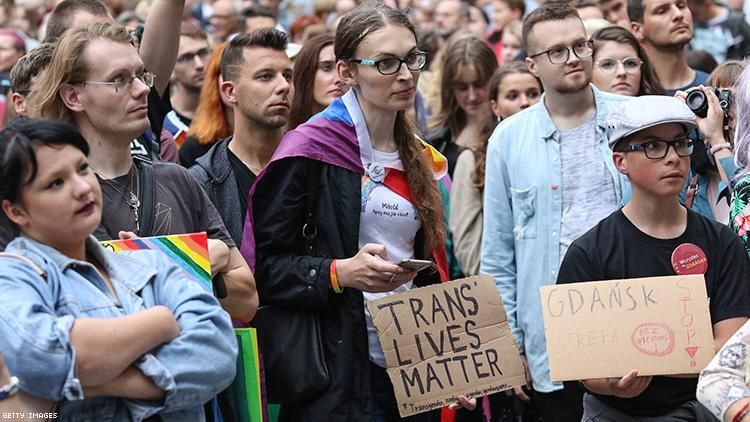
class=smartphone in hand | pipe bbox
[397,259,436,273]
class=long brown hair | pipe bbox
[336,0,444,256]
[473,62,541,189]
[188,42,232,145]
[429,31,498,139]
[288,33,334,130]
[591,26,664,96]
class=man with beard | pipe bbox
[164,22,210,148]
[190,28,293,246]
[629,0,708,93]
[481,3,630,421]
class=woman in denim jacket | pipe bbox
[0,119,237,421]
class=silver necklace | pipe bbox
[99,167,141,234]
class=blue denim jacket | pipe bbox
[481,85,631,393]
[679,156,736,221]
[0,236,238,421]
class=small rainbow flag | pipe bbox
[101,232,212,291]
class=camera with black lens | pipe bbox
[685,87,732,118]
[686,87,733,173]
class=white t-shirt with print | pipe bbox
[360,149,421,368]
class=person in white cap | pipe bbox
[556,95,750,421]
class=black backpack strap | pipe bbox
[301,161,323,253]
[133,156,156,236]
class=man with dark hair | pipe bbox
[629,0,708,93]
[7,42,55,119]
[242,5,277,33]
[190,28,292,245]
[687,0,750,63]
[163,22,209,147]
[482,3,630,421]
[559,94,749,420]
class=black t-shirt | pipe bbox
[179,136,213,168]
[557,208,750,417]
[173,109,193,128]
[226,148,257,220]
[93,161,235,248]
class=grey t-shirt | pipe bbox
[559,116,618,263]
[94,161,235,247]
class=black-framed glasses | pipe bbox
[529,40,594,65]
[78,71,156,93]
[177,48,211,64]
[350,51,428,75]
[622,138,694,159]
[596,57,643,74]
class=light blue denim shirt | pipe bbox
[480,85,631,393]
[679,155,737,221]
[0,235,238,421]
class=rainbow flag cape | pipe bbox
[101,232,211,291]
[241,89,448,279]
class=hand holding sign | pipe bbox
[367,276,526,417]
[337,243,417,292]
[582,369,653,399]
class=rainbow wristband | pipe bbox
[733,401,750,422]
[330,260,343,293]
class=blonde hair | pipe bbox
[29,23,134,122]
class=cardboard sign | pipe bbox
[101,232,212,291]
[367,275,526,417]
[540,274,714,381]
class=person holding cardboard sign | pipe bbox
[481,3,630,420]
[556,95,750,420]
[245,2,474,421]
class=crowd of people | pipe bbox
[1,0,750,420]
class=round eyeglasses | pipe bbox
[350,51,428,75]
[528,40,594,65]
[595,57,643,74]
[621,138,694,159]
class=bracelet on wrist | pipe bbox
[732,401,750,422]
[330,260,343,294]
[710,142,732,155]
[0,376,19,401]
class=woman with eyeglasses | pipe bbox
[0,119,237,420]
[590,26,664,96]
[243,1,476,420]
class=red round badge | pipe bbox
[671,243,708,275]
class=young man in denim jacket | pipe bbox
[481,3,630,420]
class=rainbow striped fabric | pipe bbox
[101,232,211,291]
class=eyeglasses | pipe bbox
[350,51,428,75]
[177,48,211,64]
[622,138,694,159]
[529,40,594,65]
[78,71,156,93]
[596,57,643,74]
